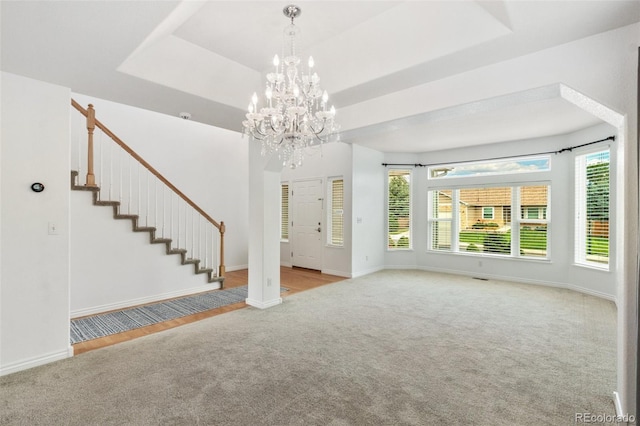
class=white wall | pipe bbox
[280,142,353,277]
[1,72,72,375]
[351,144,385,277]
[71,93,249,271]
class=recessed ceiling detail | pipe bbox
[2,1,638,152]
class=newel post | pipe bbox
[219,221,226,278]
[85,104,97,187]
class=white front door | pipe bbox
[291,178,323,270]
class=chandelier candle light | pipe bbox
[242,4,339,169]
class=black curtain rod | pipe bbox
[381,135,615,168]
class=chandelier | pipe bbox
[242,4,339,169]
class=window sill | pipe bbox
[573,262,610,272]
[426,249,551,264]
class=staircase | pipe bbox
[70,171,223,285]
[70,100,225,288]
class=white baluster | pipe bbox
[145,169,149,226]
[154,177,157,230]
[77,114,82,182]
[177,198,181,248]
[170,192,173,247]
[191,208,195,259]
[128,156,132,214]
[137,163,141,216]
[118,146,123,207]
[98,130,103,200]
[109,139,113,200]
[162,185,166,238]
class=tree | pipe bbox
[586,162,609,221]
[388,175,410,234]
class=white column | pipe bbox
[246,141,282,309]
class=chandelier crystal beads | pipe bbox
[242,5,339,169]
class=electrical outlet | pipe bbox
[267,278,272,287]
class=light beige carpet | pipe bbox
[1,270,617,425]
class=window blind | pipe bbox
[429,189,452,251]
[575,150,609,267]
[518,185,549,258]
[281,183,289,240]
[458,187,511,254]
[388,170,411,249]
[329,178,344,246]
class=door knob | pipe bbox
[316,227,321,232]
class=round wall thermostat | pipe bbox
[31,182,45,193]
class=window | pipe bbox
[281,183,289,240]
[482,207,494,219]
[575,149,609,268]
[428,184,550,259]
[518,185,549,259]
[388,169,411,249]
[328,178,344,246]
[459,187,511,254]
[428,190,453,251]
[428,156,550,179]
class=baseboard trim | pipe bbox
[226,264,248,272]
[350,265,385,279]
[321,268,352,278]
[71,283,222,318]
[246,297,283,309]
[1,348,72,376]
[393,264,617,302]
[568,284,616,302]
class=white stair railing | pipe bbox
[71,100,226,278]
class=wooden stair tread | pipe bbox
[134,227,156,232]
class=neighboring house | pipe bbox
[460,186,548,229]
[435,186,549,229]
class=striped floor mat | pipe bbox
[71,286,259,344]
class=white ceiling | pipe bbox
[1,1,638,153]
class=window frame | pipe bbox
[427,189,455,252]
[327,176,344,247]
[280,182,289,242]
[427,183,550,260]
[482,206,495,220]
[387,168,413,250]
[574,148,610,270]
[428,155,551,180]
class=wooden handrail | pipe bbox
[71,99,225,278]
[71,99,222,231]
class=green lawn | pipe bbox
[587,236,609,256]
[459,231,485,244]
[460,229,547,251]
[520,229,547,250]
